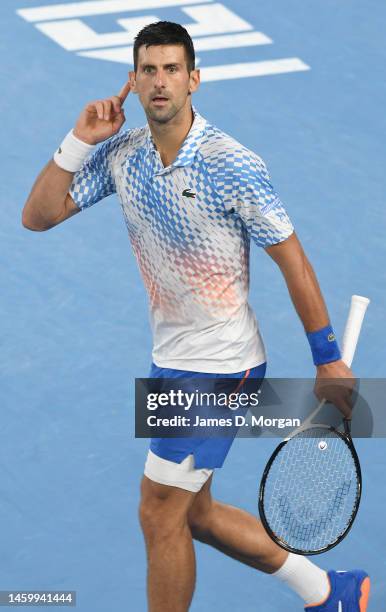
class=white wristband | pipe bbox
[53,129,96,173]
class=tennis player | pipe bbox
[22,21,370,612]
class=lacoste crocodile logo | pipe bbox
[182,188,195,198]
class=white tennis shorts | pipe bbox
[144,450,213,493]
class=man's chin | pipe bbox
[145,105,178,124]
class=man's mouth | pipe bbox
[152,96,169,105]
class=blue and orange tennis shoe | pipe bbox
[305,570,370,611]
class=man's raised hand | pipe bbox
[73,81,131,145]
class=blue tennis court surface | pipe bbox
[1,0,386,609]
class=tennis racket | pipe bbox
[258,295,370,555]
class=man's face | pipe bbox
[130,44,200,124]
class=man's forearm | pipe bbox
[282,255,329,332]
[22,82,131,232]
[22,160,77,231]
[266,233,354,408]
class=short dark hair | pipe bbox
[133,21,195,73]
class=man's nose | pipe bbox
[154,70,166,88]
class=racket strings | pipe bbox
[263,427,360,552]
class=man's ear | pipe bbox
[189,69,200,94]
[129,70,137,93]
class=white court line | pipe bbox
[78,31,272,57]
[17,0,212,22]
[199,58,310,82]
[77,50,310,80]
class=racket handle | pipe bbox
[341,295,370,367]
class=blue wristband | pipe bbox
[306,325,341,366]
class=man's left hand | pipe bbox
[314,360,355,419]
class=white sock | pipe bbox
[273,553,330,605]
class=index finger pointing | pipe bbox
[117,80,131,104]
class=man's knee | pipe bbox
[187,483,214,539]
[139,476,194,541]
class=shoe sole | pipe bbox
[359,576,371,612]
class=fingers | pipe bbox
[102,99,112,121]
[111,96,122,114]
[336,399,353,420]
[94,100,104,120]
[112,109,126,131]
[329,391,353,420]
[96,99,113,121]
[314,379,354,419]
[117,80,131,103]
[89,98,123,121]
[85,80,131,121]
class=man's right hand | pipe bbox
[73,81,131,145]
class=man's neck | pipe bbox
[148,103,194,168]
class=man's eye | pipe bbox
[144,67,153,73]
[168,66,177,73]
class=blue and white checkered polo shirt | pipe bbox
[70,107,293,373]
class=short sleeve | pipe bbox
[69,137,117,211]
[235,151,294,247]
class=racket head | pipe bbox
[258,425,362,555]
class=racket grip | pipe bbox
[341,295,370,367]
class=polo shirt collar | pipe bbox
[145,106,207,170]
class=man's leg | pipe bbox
[187,482,370,611]
[139,474,198,612]
[187,474,287,573]
[140,456,369,612]
[139,470,286,612]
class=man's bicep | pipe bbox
[46,193,80,228]
[264,232,300,265]
[264,231,302,263]
[265,232,312,283]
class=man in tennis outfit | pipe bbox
[22,21,370,612]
